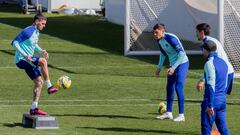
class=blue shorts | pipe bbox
[16,56,41,80]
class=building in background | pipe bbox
[31,0,101,12]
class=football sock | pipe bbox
[46,80,52,89]
[31,101,38,110]
[179,114,184,117]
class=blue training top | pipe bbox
[157,32,188,70]
[11,24,43,63]
[203,52,228,108]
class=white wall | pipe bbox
[31,0,101,11]
[105,0,125,25]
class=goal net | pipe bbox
[125,0,240,75]
[224,0,240,75]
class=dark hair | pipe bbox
[33,13,47,22]
[196,23,211,35]
[153,23,166,30]
[202,40,217,52]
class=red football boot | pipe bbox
[48,86,58,94]
[30,108,48,115]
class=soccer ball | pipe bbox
[157,101,167,114]
[56,76,71,89]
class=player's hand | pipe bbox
[167,67,174,75]
[155,68,161,77]
[196,80,205,92]
[42,50,49,59]
[206,107,214,116]
[24,55,34,62]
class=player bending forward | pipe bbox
[153,24,189,122]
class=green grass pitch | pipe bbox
[0,4,239,135]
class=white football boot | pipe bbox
[156,112,173,120]
[173,114,185,122]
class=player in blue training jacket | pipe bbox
[153,24,189,122]
[11,14,58,115]
[196,23,234,95]
[200,40,230,135]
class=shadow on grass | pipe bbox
[0,50,15,56]
[0,15,124,54]
[0,4,22,13]
[150,98,240,105]
[78,126,200,135]
[0,49,204,79]
[127,55,205,70]
[0,49,112,56]
[0,6,204,70]
[52,113,147,120]
[1,122,31,128]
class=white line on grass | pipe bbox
[0,99,151,102]
[1,67,240,83]
[0,103,201,108]
[233,81,240,85]
[188,71,202,76]
[0,65,153,69]
[0,98,239,102]
[0,67,17,69]
[61,66,154,69]
[189,71,240,85]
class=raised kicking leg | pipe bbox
[38,58,58,94]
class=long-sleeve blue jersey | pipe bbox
[203,36,234,74]
[157,33,188,70]
[203,53,228,108]
[11,24,43,63]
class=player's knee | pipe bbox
[178,96,184,102]
[37,81,43,87]
[34,78,44,87]
[175,82,184,88]
[175,84,184,92]
[40,79,44,86]
[39,58,47,66]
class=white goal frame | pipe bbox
[124,0,224,56]
[124,0,240,77]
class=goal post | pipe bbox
[124,0,221,56]
[218,0,224,46]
